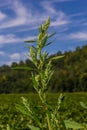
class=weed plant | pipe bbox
[8,17,87,130]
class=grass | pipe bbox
[0,93,87,129]
[0,92,87,108]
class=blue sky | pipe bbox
[0,0,87,66]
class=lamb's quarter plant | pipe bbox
[11,17,86,130]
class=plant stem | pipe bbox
[46,113,52,130]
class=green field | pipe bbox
[0,93,87,129]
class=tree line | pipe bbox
[0,45,87,93]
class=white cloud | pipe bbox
[57,32,87,41]
[42,0,73,5]
[10,53,21,60]
[0,34,37,46]
[0,51,27,66]
[0,1,30,29]
[0,1,49,30]
[41,1,71,27]
[82,22,87,26]
[69,32,87,41]
[3,61,13,66]
[0,60,19,66]
[0,51,5,56]
[24,36,37,41]
[0,0,72,32]
[69,12,85,18]
[55,0,73,2]
[52,19,69,26]
[41,1,56,15]
[0,34,22,45]
[0,0,12,8]
[0,12,6,20]
[51,11,70,26]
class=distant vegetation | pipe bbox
[0,93,87,129]
[0,45,87,93]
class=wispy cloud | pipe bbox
[0,0,72,32]
[56,0,73,2]
[0,34,22,45]
[43,0,73,4]
[57,31,87,41]
[0,0,12,8]
[0,12,7,20]
[0,0,87,67]
[0,1,49,30]
[0,60,19,66]
[69,32,87,41]
[10,53,21,60]
[51,11,70,26]
[41,1,71,27]
[83,23,87,26]
[41,0,86,29]
[52,0,74,3]
[41,1,57,15]
[0,51,5,56]
[69,12,85,18]
[0,1,29,29]
[0,51,26,66]
[0,34,37,46]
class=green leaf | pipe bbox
[16,104,33,118]
[12,66,36,71]
[80,102,87,109]
[42,36,48,46]
[50,55,64,61]
[28,125,40,130]
[7,124,11,130]
[32,45,37,51]
[48,32,56,38]
[38,25,43,32]
[64,120,84,129]
[46,40,55,47]
[16,104,42,128]
[25,40,36,43]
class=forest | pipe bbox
[0,45,87,93]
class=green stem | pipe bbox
[46,113,52,130]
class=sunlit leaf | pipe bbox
[7,124,11,130]
[28,125,40,130]
[80,102,87,109]
[64,120,84,129]
[16,104,33,118]
[50,55,64,61]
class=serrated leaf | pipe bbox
[28,125,40,130]
[32,45,37,51]
[25,40,36,43]
[16,104,42,128]
[16,104,33,118]
[48,32,56,38]
[80,102,87,109]
[64,120,84,129]
[50,55,64,61]
[45,40,55,47]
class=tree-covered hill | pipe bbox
[0,45,87,93]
